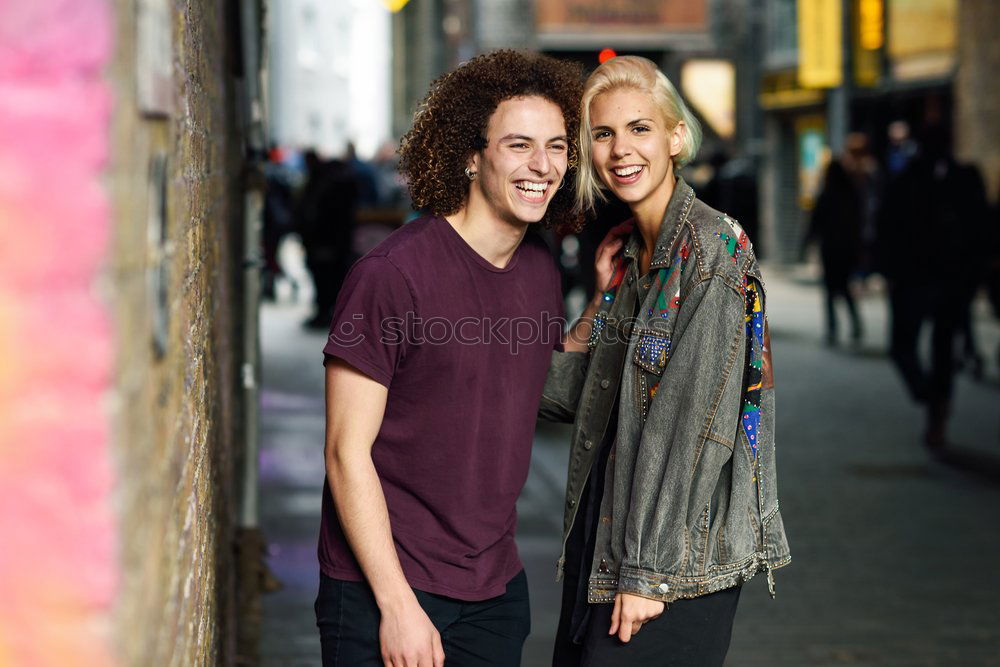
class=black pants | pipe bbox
[553,476,742,667]
[889,283,960,404]
[572,586,741,667]
[315,570,530,666]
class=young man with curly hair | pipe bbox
[315,51,583,666]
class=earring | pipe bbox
[464,167,477,180]
[557,178,567,191]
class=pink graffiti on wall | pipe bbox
[0,1,117,665]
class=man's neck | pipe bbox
[445,199,529,269]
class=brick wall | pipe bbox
[109,0,246,664]
[955,0,1000,202]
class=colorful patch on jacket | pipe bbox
[742,279,764,458]
[717,215,750,264]
[650,243,689,318]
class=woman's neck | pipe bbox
[632,166,676,274]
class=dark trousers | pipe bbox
[553,514,741,667]
[889,284,960,404]
[822,268,862,343]
[562,586,741,667]
[315,570,530,666]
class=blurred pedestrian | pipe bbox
[544,55,789,666]
[345,141,380,208]
[296,150,360,329]
[989,176,1000,374]
[885,120,917,178]
[315,51,583,667]
[878,123,989,451]
[371,138,408,209]
[262,146,294,300]
[805,132,879,346]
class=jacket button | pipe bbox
[584,440,593,450]
[568,498,576,508]
[600,379,610,389]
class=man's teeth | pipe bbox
[516,181,548,193]
[614,166,643,176]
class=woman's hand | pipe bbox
[609,592,664,643]
[593,221,634,297]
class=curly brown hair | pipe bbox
[399,50,584,231]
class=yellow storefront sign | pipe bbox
[854,0,883,86]
[797,0,842,88]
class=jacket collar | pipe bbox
[622,177,696,269]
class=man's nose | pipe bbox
[528,146,551,174]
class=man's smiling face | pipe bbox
[467,95,569,227]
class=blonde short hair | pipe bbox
[575,55,702,214]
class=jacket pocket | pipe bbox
[632,330,671,374]
[631,330,670,419]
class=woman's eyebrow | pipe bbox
[591,118,655,131]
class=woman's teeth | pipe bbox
[613,166,643,177]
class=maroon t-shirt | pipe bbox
[319,215,564,600]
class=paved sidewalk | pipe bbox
[258,267,1000,666]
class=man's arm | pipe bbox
[324,358,444,667]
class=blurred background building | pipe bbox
[379,0,998,264]
[267,0,391,159]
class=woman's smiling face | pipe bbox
[588,87,683,215]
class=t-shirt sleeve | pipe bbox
[322,256,414,387]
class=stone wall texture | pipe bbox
[956,0,1000,202]
[109,0,246,664]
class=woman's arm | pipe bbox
[538,222,633,422]
[563,221,633,353]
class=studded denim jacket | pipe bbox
[540,178,791,604]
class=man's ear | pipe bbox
[467,152,481,176]
[669,121,687,158]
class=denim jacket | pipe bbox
[540,178,790,604]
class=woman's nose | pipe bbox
[610,136,632,159]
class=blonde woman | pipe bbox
[541,56,790,665]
